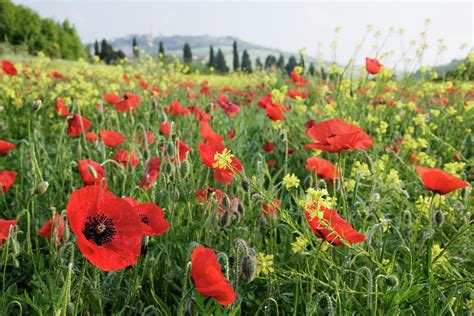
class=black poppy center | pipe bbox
[83,214,117,246]
[139,214,150,225]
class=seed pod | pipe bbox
[34,181,49,195]
[303,174,313,190]
[166,143,175,157]
[385,275,399,287]
[241,255,258,283]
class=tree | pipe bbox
[132,36,139,59]
[264,55,277,69]
[208,46,215,68]
[183,43,192,64]
[308,62,316,76]
[232,40,239,72]
[285,56,297,74]
[299,53,306,72]
[255,57,263,71]
[215,49,229,73]
[94,40,99,57]
[158,41,165,59]
[241,50,252,73]
[277,54,285,70]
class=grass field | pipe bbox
[0,53,473,315]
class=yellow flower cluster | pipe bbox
[256,253,274,276]
[282,173,300,189]
[291,236,309,253]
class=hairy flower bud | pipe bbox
[34,181,49,195]
[240,255,258,283]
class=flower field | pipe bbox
[0,54,473,315]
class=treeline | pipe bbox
[0,0,86,60]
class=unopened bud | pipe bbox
[241,180,249,192]
[166,143,175,157]
[32,99,43,111]
[34,181,49,195]
[182,298,194,316]
[303,174,313,190]
[385,275,399,287]
[241,255,258,283]
[251,193,263,201]
[205,103,214,113]
[434,210,444,226]
[218,210,232,228]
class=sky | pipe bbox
[13,0,474,67]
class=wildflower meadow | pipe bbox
[0,7,473,315]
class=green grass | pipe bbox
[0,55,473,315]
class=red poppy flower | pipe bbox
[198,140,242,185]
[54,98,71,116]
[160,122,171,136]
[195,187,225,204]
[100,130,125,147]
[2,60,17,76]
[217,95,240,117]
[0,171,17,192]
[38,215,65,246]
[116,93,140,112]
[133,202,170,236]
[262,199,281,217]
[263,141,275,153]
[114,149,139,168]
[0,140,16,154]
[78,159,107,187]
[366,57,382,75]
[66,186,142,271]
[85,132,99,143]
[265,102,285,121]
[0,220,16,245]
[165,100,190,116]
[305,205,365,246]
[415,166,469,195]
[51,71,66,80]
[104,92,121,105]
[305,118,374,153]
[145,131,155,145]
[67,114,92,137]
[139,156,161,189]
[227,129,236,140]
[190,245,236,306]
[200,121,224,143]
[305,157,340,181]
[172,140,190,162]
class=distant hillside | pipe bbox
[101,34,319,67]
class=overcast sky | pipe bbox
[13,0,474,67]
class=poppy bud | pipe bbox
[34,181,49,195]
[303,174,313,190]
[434,210,444,226]
[222,195,231,210]
[251,193,263,201]
[88,165,98,179]
[32,99,43,111]
[219,210,232,228]
[187,242,200,257]
[159,112,168,122]
[181,160,190,176]
[240,255,257,283]
[385,275,399,287]
[241,180,249,192]
[182,298,194,316]
[166,143,175,157]
[12,239,20,256]
[279,130,287,142]
[205,103,214,113]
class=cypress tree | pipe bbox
[232,40,239,72]
[158,41,165,59]
[285,56,297,74]
[264,55,277,69]
[277,54,285,70]
[215,49,229,73]
[132,36,139,59]
[208,46,215,68]
[255,57,263,71]
[241,50,252,73]
[308,62,316,76]
[183,43,192,63]
[94,40,99,57]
